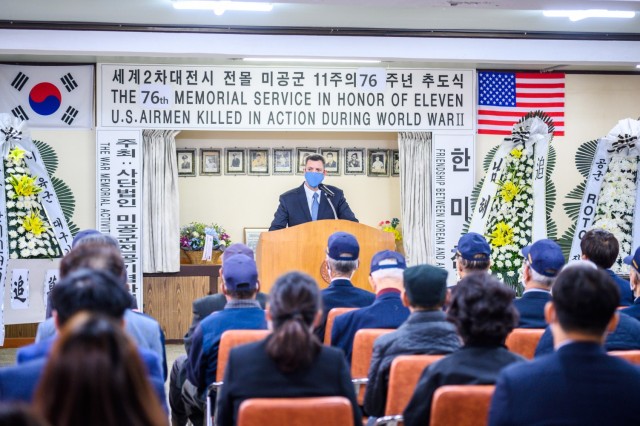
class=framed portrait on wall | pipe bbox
[296,148,317,174]
[248,148,270,175]
[344,148,365,175]
[244,227,269,253]
[273,148,293,175]
[177,148,196,177]
[320,148,340,175]
[200,148,221,176]
[391,149,400,176]
[225,148,246,175]
[368,149,389,176]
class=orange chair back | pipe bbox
[384,354,444,415]
[324,307,358,345]
[351,328,394,404]
[505,328,545,360]
[429,385,495,426]
[237,397,354,426]
[609,350,640,365]
[216,329,271,382]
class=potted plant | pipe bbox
[180,222,231,264]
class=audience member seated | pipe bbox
[0,269,166,407]
[0,403,49,426]
[580,228,633,305]
[620,247,640,321]
[448,233,492,297]
[514,239,564,328]
[183,254,267,426]
[534,261,640,356]
[314,232,375,341]
[32,313,167,426]
[331,250,410,363]
[216,271,361,426]
[403,273,524,426]
[35,235,166,378]
[170,243,267,426]
[489,263,640,425]
[363,264,461,419]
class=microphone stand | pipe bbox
[319,184,338,219]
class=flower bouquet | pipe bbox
[379,218,402,241]
[180,222,231,264]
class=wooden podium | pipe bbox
[256,220,395,293]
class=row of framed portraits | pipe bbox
[177,147,400,177]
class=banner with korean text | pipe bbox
[98,64,474,131]
[96,130,143,308]
[432,134,475,286]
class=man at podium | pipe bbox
[269,154,358,230]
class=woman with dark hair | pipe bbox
[402,273,526,426]
[216,271,361,426]
[32,313,168,426]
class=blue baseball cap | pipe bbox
[72,229,101,248]
[222,243,254,262]
[222,254,258,291]
[453,233,491,261]
[521,239,565,277]
[370,250,406,274]
[327,232,359,261]
[623,247,640,271]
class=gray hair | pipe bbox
[528,264,556,287]
[326,257,358,275]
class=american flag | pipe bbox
[477,71,565,136]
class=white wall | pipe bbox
[176,131,401,244]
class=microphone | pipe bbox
[318,184,335,197]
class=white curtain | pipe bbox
[398,132,433,266]
[143,129,181,272]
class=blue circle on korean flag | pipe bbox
[29,82,62,116]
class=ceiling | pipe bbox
[1,0,640,71]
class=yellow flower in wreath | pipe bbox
[7,147,26,163]
[9,175,42,197]
[499,181,519,203]
[23,211,48,236]
[489,222,514,247]
[510,148,523,159]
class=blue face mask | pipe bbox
[305,171,324,188]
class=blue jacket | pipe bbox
[535,312,640,357]
[5,343,167,410]
[606,269,633,306]
[314,278,375,341]
[269,183,358,231]
[513,290,551,328]
[489,342,640,426]
[620,298,640,321]
[331,290,410,363]
[186,305,267,395]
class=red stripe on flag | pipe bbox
[517,92,563,99]
[478,119,564,127]
[477,110,564,117]
[478,128,565,136]
[515,102,565,108]
[516,83,565,89]
[516,73,565,79]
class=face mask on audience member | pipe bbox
[305,171,324,188]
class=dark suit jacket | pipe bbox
[606,269,634,306]
[535,313,640,357]
[184,292,268,352]
[331,291,410,363]
[269,184,357,231]
[216,337,362,426]
[489,342,640,426]
[620,298,640,321]
[314,279,375,341]
[513,290,551,328]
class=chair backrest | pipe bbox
[216,329,271,382]
[609,350,640,365]
[505,328,545,360]
[384,354,444,415]
[351,328,394,404]
[429,385,495,426]
[324,307,358,344]
[237,397,354,426]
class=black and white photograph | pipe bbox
[391,149,400,176]
[320,148,340,175]
[200,149,221,176]
[368,149,389,176]
[177,148,196,177]
[249,148,270,175]
[273,148,293,175]
[344,148,365,175]
[297,148,317,174]
[225,148,246,175]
